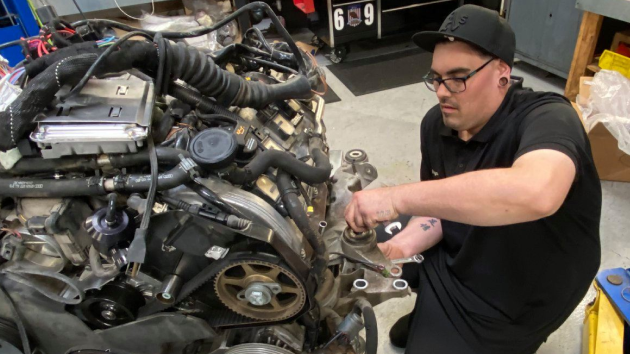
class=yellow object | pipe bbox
[599,50,630,79]
[582,283,625,354]
[306,206,314,214]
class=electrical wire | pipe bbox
[0,281,31,354]
[114,0,155,20]
[71,0,97,35]
[70,2,307,75]
[60,31,153,101]
[305,51,328,96]
[9,69,26,84]
[26,0,43,27]
[243,55,298,74]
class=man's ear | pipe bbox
[497,60,511,77]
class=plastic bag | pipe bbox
[140,12,237,51]
[183,0,239,47]
[578,70,630,155]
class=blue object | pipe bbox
[595,268,630,325]
[0,0,40,66]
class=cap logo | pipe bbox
[440,13,468,32]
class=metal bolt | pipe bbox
[101,310,117,321]
[249,291,266,306]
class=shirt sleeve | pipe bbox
[515,102,586,170]
[420,113,433,181]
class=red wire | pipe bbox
[37,41,43,57]
[42,42,49,55]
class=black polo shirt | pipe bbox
[416,78,602,353]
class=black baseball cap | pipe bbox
[412,5,516,67]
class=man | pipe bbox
[344,5,601,354]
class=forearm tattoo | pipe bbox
[420,218,438,231]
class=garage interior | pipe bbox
[0,0,629,353]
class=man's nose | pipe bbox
[436,81,451,100]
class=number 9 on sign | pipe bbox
[365,3,374,26]
[333,3,375,31]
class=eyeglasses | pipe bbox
[423,58,495,93]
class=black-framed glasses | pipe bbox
[423,58,495,93]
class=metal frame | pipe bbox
[327,0,335,47]
[382,0,453,13]
[576,0,630,24]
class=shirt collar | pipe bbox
[439,76,525,143]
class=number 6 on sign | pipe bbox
[365,3,374,26]
[334,8,344,31]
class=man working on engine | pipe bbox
[344,5,602,354]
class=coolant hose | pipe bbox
[276,171,327,285]
[109,163,193,193]
[353,298,377,354]
[108,147,190,168]
[0,176,107,197]
[0,162,194,197]
[89,246,120,278]
[227,145,332,185]
[0,147,188,175]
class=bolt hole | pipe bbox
[353,279,368,290]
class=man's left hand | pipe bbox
[344,187,399,232]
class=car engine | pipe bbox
[0,3,410,354]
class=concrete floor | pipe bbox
[317,45,630,353]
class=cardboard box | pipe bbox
[573,78,630,182]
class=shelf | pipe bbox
[576,0,630,24]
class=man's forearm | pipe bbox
[386,217,443,257]
[391,167,554,226]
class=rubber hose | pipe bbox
[112,164,192,193]
[0,155,100,175]
[353,298,377,354]
[0,163,193,197]
[0,176,106,197]
[228,147,332,185]
[167,83,243,120]
[108,147,190,169]
[0,147,188,175]
[276,171,327,285]
[88,246,120,278]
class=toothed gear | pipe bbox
[214,260,307,322]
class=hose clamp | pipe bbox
[178,154,200,180]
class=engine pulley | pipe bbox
[67,282,145,330]
[214,259,307,322]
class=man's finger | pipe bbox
[365,218,377,230]
[354,207,367,232]
[345,202,358,231]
